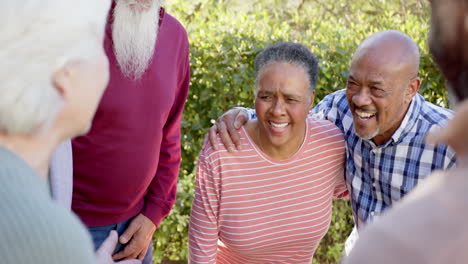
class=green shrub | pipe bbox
[154,1,447,263]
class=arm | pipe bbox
[141,47,190,227]
[329,126,349,199]
[311,91,342,123]
[207,108,251,151]
[333,155,349,199]
[188,150,221,264]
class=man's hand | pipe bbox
[427,100,468,156]
[96,230,141,264]
[207,108,248,152]
[112,214,156,261]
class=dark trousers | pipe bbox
[88,217,153,264]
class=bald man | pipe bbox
[322,30,456,229]
[343,2,468,262]
[208,30,456,236]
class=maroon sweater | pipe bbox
[71,9,190,228]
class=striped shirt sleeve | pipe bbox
[329,125,349,199]
[189,149,221,264]
[333,167,349,199]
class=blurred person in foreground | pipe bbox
[189,42,348,263]
[0,0,138,263]
[342,0,468,263]
[69,0,190,263]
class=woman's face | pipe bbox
[255,62,313,152]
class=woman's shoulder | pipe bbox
[200,126,252,162]
[306,116,344,138]
[303,117,346,156]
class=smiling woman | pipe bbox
[251,42,316,159]
[252,62,311,159]
[188,42,349,264]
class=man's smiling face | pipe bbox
[346,45,417,146]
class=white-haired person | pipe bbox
[189,42,348,263]
[0,0,139,263]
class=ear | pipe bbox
[405,77,421,104]
[308,90,316,111]
[51,62,74,102]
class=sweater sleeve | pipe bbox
[49,140,73,210]
[188,148,221,264]
[141,41,190,227]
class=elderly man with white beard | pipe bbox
[68,0,190,263]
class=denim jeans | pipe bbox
[88,217,153,264]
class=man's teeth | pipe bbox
[270,122,288,128]
[356,111,376,118]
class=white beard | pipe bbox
[357,127,380,141]
[112,0,164,79]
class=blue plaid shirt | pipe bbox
[312,89,456,226]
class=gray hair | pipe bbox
[0,0,110,135]
[255,42,319,92]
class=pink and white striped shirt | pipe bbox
[189,117,348,264]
